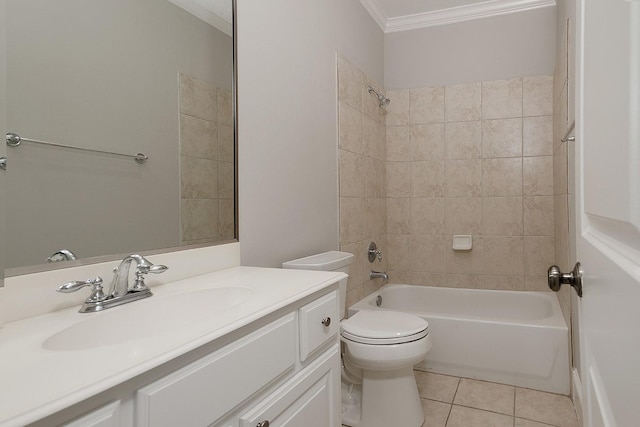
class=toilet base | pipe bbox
[359,366,424,427]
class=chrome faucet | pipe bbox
[47,249,78,263]
[370,271,389,281]
[57,254,168,313]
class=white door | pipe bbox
[575,0,640,426]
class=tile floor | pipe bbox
[415,371,579,427]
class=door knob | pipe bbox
[548,262,583,297]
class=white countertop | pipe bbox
[0,266,344,427]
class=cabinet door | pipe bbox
[239,345,340,427]
[63,401,120,427]
[137,314,296,427]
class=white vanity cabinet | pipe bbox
[31,287,341,427]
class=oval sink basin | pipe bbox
[43,287,253,351]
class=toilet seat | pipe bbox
[341,310,429,345]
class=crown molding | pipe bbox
[360,0,556,33]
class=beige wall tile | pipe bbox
[387,162,411,197]
[483,275,524,291]
[482,78,523,119]
[411,272,446,286]
[524,196,554,236]
[386,89,410,126]
[387,234,410,271]
[363,157,384,198]
[445,121,482,159]
[180,74,217,121]
[554,194,570,270]
[181,199,219,241]
[445,197,482,235]
[414,371,460,403]
[387,126,410,161]
[410,86,445,124]
[523,75,553,117]
[445,82,482,122]
[482,118,523,158]
[218,199,235,239]
[445,159,482,197]
[515,388,579,427]
[339,150,365,197]
[410,198,445,235]
[338,55,363,110]
[387,198,411,234]
[524,116,553,156]
[554,142,568,195]
[447,405,512,427]
[217,124,234,162]
[446,236,483,274]
[339,197,364,244]
[482,197,523,236]
[390,270,412,284]
[362,115,382,160]
[483,236,524,276]
[523,156,553,195]
[410,235,447,273]
[180,114,217,159]
[453,378,515,415]
[338,102,363,154]
[345,286,364,310]
[524,276,550,292]
[524,236,555,277]
[217,89,233,126]
[411,161,445,198]
[410,124,445,161]
[218,161,234,199]
[483,158,522,196]
[181,156,218,199]
[364,197,386,237]
[446,273,484,288]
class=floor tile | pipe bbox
[453,378,515,415]
[446,405,513,427]
[515,418,556,426]
[421,399,451,427]
[515,388,579,427]
[415,371,460,403]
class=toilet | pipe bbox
[283,251,432,427]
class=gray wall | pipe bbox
[385,6,557,89]
[237,0,384,267]
[5,0,231,269]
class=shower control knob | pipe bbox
[256,421,270,427]
[321,317,331,327]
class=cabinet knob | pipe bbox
[257,421,270,427]
[321,317,331,327]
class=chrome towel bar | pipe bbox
[6,132,148,164]
[561,121,575,143]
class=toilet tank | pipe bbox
[282,251,353,319]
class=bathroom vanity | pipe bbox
[0,245,343,427]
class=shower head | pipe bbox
[368,86,390,108]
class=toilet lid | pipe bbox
[341,310,429,345]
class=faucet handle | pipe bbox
[131,264,168,292]
[57,276,107,303]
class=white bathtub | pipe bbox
[348,284,570,394]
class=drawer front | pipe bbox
[299,291,339,361]
[136,314,296,427]
[63,401,120,427]
[239,345,340,427]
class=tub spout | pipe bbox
[370,270,389,281]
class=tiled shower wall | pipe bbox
[338,54,558,300]
[179,74,235,246]
[385,77,555,290]
[337,56,388,308]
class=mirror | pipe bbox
[2,0,236,275]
